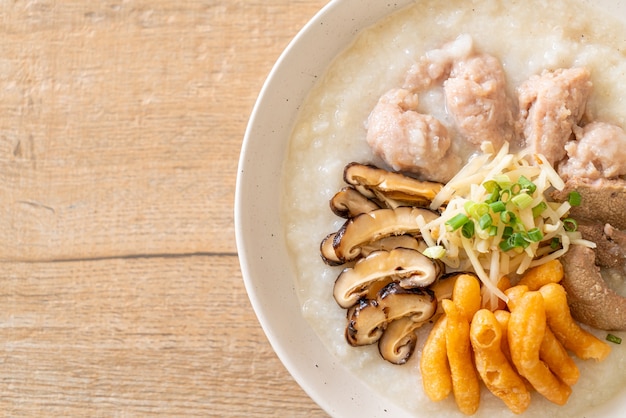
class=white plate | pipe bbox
[235,1,626,416]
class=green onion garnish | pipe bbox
[483,181,501,203]
[532,201,547,218]
[500,188,512,203]
[489,200,506,213]
[568,191,582,207]
[493,174,512,188]
[499,239,516,252]
[423,245,446,260]
[512,192,533,210]
[500,210,517,224]
[482,180,500,193]
[503,226,514,239]
[465,202,489,219]
[526,227,544,242]
[479,213,493,230]
[550,237,561,249]
[607,333,622,344]
[462,220,475,239]
[499,232,526,252]
[445,213,470,231]
[518,175,537,194]
[563,217,578,232]
[511,232,530,249]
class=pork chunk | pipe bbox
[517,68,592,165]
[403,35,513,151]
[558,121,626,180]
[403,34,473,91]
[366,88,462,183]
[444,53,515,150]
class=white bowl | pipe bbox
[235,1,626,416]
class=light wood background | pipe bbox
[0,1,329,416]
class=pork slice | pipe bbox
[561,244,626,330]
[551,176,626,230]
[443,53,514,150]
[558,121,626,180]
[517,67,592,165]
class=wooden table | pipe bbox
[0,1,329,416]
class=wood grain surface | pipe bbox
[0,1,329,416]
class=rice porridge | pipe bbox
[281,0,626,416]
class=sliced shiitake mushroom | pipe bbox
[334,247,444,308]
[321,233,426,267]
[320,232,342,266]
[343,162,443,207]
[346,299,387,346]
[333,206,439,263]
[362,277,395,301]
[377,282,437,323]
[360,234,426,257]
[399,258,445,289]
[378,316,427,365]
[330,186,381,218]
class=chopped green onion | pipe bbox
[473,203,490,218]
[485,191,499,204]
[503,226,514,239]
[514,219,528,233]
[500,210,517,225]
[550,237,561,249]
[563,217,578,232]
[499,239,516,252]
[482,180,500,193]
[479,213,493,230]
[518,175,537,194]
[489,200,506,213]
[500,188,512,203]
[462,220,475,239]
[482,181,502,204]
[494,174,512,188]
[488,225,498,236]
[511,232,530,249]
[526,227,544,242]
[445,213,470,231]
[568,191,582,207]
[465,202,489,219]
[423,245,446,260]
[499,231,531,252]
[512,192,533,209]
[532,202,548,218]
[510,182,522,195]
[607,333,622,344]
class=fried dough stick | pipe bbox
[420,315,452,402]
[471,309,531,414]
[508,291,571,405]
[538,283,611,361]
[443,299,480,415]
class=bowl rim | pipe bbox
[235,1,416,416]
